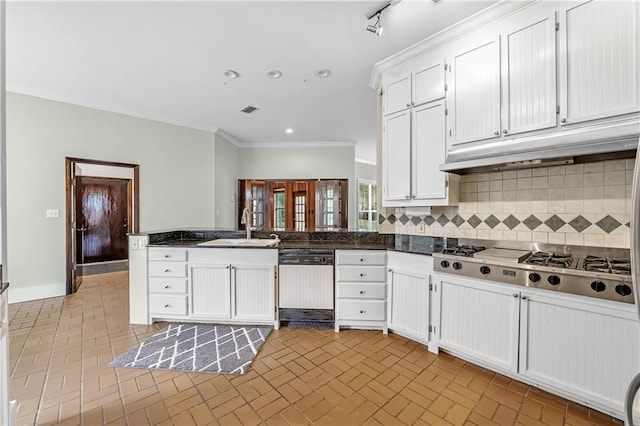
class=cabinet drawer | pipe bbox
[337,283,386,299]
[338,300,386,321]
[149,248,188,262]
[149,295,187,315]
[336,266,386,282]
[336,250,386,266]
[149,262,187,277]
[149,278,187,294]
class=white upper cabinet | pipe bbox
[448,35,501,146]
[381,53,457,207]
[412,101,447,201]
[501,9,557,135]
[559,0,640,125]
[382,55,446,116]
[382,67,411,115]
[382,109,411,201]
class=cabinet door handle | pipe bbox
[561,118,567,123]
[503,129,508,134]
[164,304,171,308]
[165,285,171,289]
[405,195,410,199]
[494,131,499,136]
[164,255,171,259]
[164,269,171,273]
[406,103,411,108]
[521,295,528,300]
[411,101,415,106]
[512,293,518,298]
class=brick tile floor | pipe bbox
[7,271,623,425]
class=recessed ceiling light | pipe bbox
[315,69,332,78]
[223,69,239,79]
[285,128,293,134]
[266,69,283,79]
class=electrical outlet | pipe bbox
[130,239,139,250]
[417,223,426,234]
[46,209,59,218]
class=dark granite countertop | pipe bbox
[0,282,8,296]
[144,229,451,256]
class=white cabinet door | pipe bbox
[519,291,640,416]
[501,10,557,135]
[438,276,520,373]
[388,268,430,344]
[382,109,411,202]
[412,56,446,106]
[190,264,231,319]
[448,36,501,146]
[559,0,640,125]
[383,67,411,116]
[233,265,275,321]
[412,101,446,201]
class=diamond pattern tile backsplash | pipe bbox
[378,159,635,248]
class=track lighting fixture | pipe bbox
[366,2,392,36]
[366,12,383,36]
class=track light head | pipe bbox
[366,12,383,36]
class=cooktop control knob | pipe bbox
[440,260,450,268]
[480,266,491,275]
[615,284,632,296]
[548,275,561,286]
[590,281,606,292]
[452,262,462,270]
[529,273,541,283]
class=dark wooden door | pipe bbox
[75,177,130,264]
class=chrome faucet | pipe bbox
[270,233,279,240]
[241,208,251,239]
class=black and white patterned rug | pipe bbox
[109,324,272,375]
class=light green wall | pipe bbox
[214,132,240,229]
[6,92,216,302]
[239,145,357,228]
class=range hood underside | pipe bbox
[441,117,639,174]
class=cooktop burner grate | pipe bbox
[583,256,632,275]
[525,252,573,268]
[442,245,486,257]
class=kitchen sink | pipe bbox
[197,238,280,247]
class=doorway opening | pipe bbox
[65,158,139,294]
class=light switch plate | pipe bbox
[46,209,59,218]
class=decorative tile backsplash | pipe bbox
[379,158,635,248]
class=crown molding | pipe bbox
[214,129,244,147]
[369,0,537,90]
[239,140,357,149]
[8,88,218,132]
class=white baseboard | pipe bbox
[8,282,66,304]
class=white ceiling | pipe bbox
[7,0,495,164]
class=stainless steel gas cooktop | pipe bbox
[433,242,633,303]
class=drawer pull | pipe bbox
[360,310,365,314]
[360,291,365,295]
[164,269,171,273]
[360,273,365,277]
[165,285,171,289]
[164,304,171,308]
[360,258,365,262]
[164,255,171,259]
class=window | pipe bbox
[316,180,342,230]
[274,190,286,230]
[358,179,378,231]
[247,182,266,229]
[294,193,306,231]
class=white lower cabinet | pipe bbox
[434,273,640,419]
[335,250,387,332]
[148,247,277,326]
[386,252,433,346]
[437,276,520,372]
[519,291,640,417]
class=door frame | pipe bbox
[65,157,139,294]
